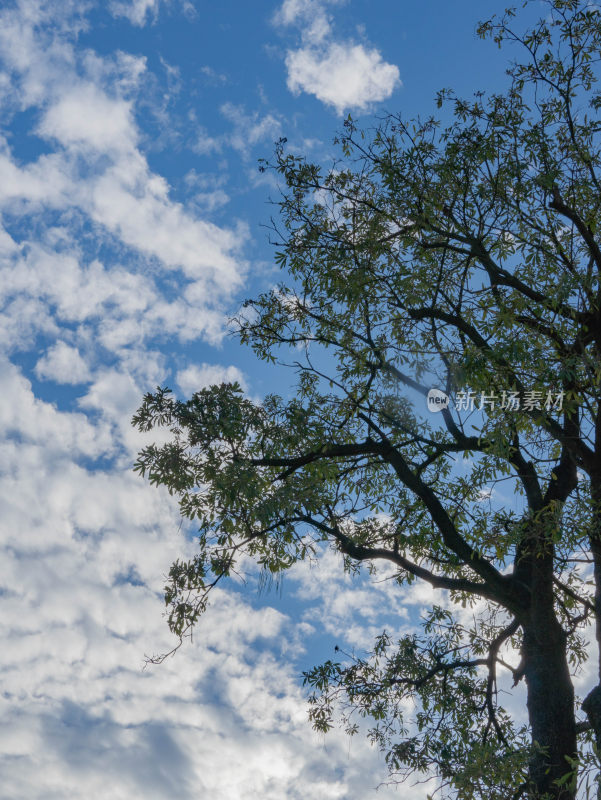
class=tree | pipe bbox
[132,2,601,797]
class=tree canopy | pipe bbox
[132,2,601,797]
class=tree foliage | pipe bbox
[133,2,601,797]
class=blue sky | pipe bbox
[1,1,589,798]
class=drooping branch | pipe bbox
[483,618,521,747]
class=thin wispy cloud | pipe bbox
[109,0,167,26]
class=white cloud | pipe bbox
[289,548,412,650]
[109,0,165,26]
[195,188,230,212]
[199,65,228,86]
[89,160,244,288]
[0,11,246,308]
[286,42,401,115]
[0,4,418,799]
[190,104,281,161]
[0,359,112,460]
[275,0,401,115]
[220,102,282,158]
[192,124,223,155]
[177,362,247,396]
[0,357,409,800]
[0,242,227,357]
[184,170,230,211]
[274,0,339,42]
[39,85,137,152]
[35,341,92,384]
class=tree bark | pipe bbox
[521,545,577,799]
[523,619,577,799]
[583,474,601,794]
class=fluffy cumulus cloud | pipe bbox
[176,362,247,395]
[288,548,424,650]
[286,43,401,116]
[34,341,92,384]
[0,359,408,799]
[275,0,401,114]
[0,3,245,342]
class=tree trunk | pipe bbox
[584,522,601,753]
[522,617,576,799]
[583,475,601,794]
[517,526,576,799]
[516,534,576,799]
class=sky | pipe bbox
[0,1,591,799]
